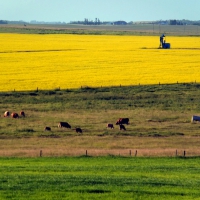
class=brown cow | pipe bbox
[11,112,19,118]
[20,111,25,117]
[119,124,126,130]
[107,123,114,129]
[58,122,71,128]
[44,127,51,131]
[116,118,129,125]
[76,127,82,133]
[4,111,10,117]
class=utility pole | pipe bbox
[153,23,154,34]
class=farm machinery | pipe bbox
[159,34,170,49]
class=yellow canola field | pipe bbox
[0,33,200,92]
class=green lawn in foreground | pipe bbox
[0,157,200,200]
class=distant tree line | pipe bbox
[169,20,184,25]
[70,18,129,25]
[0,20,8,24]
[169,19,200,26]
[70,18,102,25]
[1,19,200,26]
[84,18,101,25]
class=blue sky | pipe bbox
[1,0,200,22]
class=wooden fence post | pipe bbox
[40,150,42,157]
[129,150,132,156]
[135,150,137,157]
[86,150,87,156]
[183,150,186,157]
[176,149,178,157]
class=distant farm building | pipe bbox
[112,21,127,25]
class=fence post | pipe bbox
[183,150,186,157]
[135,150,137,157]
[86,150,87,156]
[129,150,132,156]
[40,150,42,157]
[176,149,178,157]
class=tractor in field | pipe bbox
[159,34,170,49]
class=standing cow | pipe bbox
[76,127,82,133]
[20,111,25,117]
[58,122,71,128]
[116,118,129,125]
[11,112,19,118]
[119,124,126,130]
[4,111,10,117]
[44,127,51,131]
[107,123,114,129]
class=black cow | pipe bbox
[76,127,82,133]
[44,127,51,131]
[119,124,126,130]
[58,122,71,128]
[107,123,114,129]
[116,118,129,125]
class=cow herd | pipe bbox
[3,110,83,134]
[57,122,82,133]
[4,111,25,118]
[107,118,129,131]
[3,110,129,134]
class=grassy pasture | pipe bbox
[0,156,200,200]
[1,84,200,157]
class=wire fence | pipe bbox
[1,148,200,158]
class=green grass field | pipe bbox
[1,83,200,157]
[1,156,200,200]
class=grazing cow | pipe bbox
[119,124,126,130]
[107,123,114,129]
[20,111,25,117]
[116,118,129,125]
[11,112,19,118]
[191,115,200,123]
[58,122,71,128]
[76,127,82,133]
[4,111,10,117]
[44,127,51,131]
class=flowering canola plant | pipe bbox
[0,33,200,91]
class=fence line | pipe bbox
[0,149,199,157]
